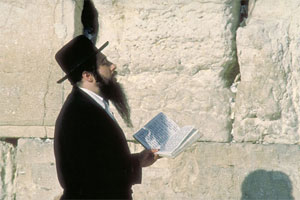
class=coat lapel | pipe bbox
[71,86,124,133]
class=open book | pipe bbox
[133,112,201,158]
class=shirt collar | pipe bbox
[79,87,106,108]
[78,87,116,121]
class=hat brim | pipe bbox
[57,41,109,84]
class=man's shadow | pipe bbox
[241,169,294,200]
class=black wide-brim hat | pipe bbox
[55,35,108,84]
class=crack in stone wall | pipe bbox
[227,0,250,142]
[42,72,51,126]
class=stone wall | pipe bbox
[0,0,300,199]
[234,0,300,144]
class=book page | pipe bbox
[160,126,194,152]
[133,113,180,150]
[171,129,200,157]
[158,128,200,158]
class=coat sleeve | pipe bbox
[130,153,142,184]
[54,107,86,191]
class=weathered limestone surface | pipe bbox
[0,0,82,127]
[132,142,300,200]
[0,141,16,200]
[92,0,241,142]
[233,0,300,144]
[15,138,62,200]
[6,140,300,200]
[1,0,300,199]
[0,126,49,138]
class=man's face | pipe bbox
[94,52,133,127]
[96,53,117,83]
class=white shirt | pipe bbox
[79,87,116,121]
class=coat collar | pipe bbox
[71,86,122,128]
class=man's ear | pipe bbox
[82,71,94,82]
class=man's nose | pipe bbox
[110,64,117,71]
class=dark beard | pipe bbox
[95,73,133,128]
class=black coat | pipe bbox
[54,86,141,199]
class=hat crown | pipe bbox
[55,35,98,77]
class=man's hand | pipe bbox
[138,149,160,168]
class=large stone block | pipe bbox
[0,126,46,138]
[91,0,241,142]
[0,0,82,128]
[133,142,300,199]
[0,141,16,200]
[233,0,300,143]
[7,139,300,200]
[15,138,62,200]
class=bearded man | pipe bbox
[54,35,159,200]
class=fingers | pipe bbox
[141,149,161,162]
[151,149,159,153]
[154,154,161,160]
[150,149,161,160]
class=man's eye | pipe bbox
[104,60,112,66]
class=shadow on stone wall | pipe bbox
[241,169,294,200]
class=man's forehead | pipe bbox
[96,52,107,63]
[97,52,106,60]
[96,52,113,66]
